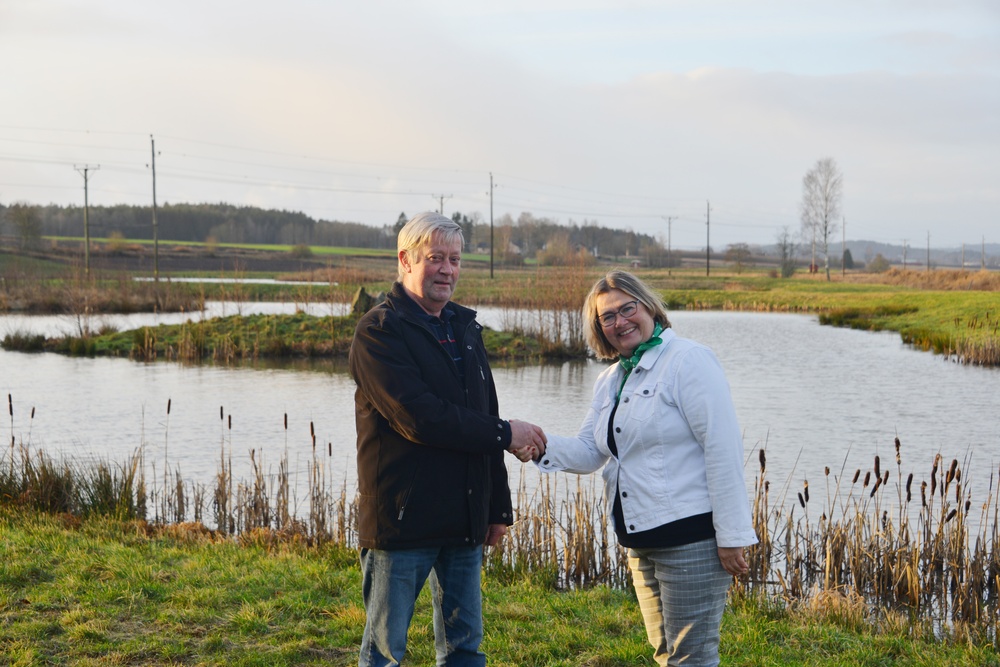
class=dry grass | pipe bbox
[845,268,1000,291]
[3,397,998,646]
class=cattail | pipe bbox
[863,472,871,487]
[310,421,315,438]
[852,469,861,484]
[228,415,231,430]
[284,413,288,430]
[824,466,830,476]
[945,509,957,523]
[30,407,35,419]
[803,481,810,503]
[870,476,881,498]
[797,492,805,508]
[874,455,881,478]
[167,398,171,415]
[921,481,927,508]
[965,500,971,513]
[894,436,901,465]
[882,470,889,486]
[906,473,913,502]
[7,393,12,417]
[220,405,224,420]
[759,449,766,472]
[328,442,332,456]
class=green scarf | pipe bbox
[616,322,664,400]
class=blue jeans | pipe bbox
[358,546,486,667]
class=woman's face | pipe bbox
[594,288,656,357]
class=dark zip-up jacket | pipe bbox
[349,283,514,549]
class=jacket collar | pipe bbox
[631,327,675,372]
[387,281,477,325]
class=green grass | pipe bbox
[1,508,995,667]
[12,311,573,361]
[654,276,999,363]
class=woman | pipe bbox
[530,270,757,667]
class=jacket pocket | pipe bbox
[395,462,422,522]
[626,381,662,423]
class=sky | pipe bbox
[1,0,998,251]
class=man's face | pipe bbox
[399,233,462,315]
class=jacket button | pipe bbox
[497,423,503,429]
[496,436,502,442]
[635,369,641,374]
[622,491,628,498]
[467,345,473,350]
[542,459,549,465]
[468,489,473,495]
[615,427,621,433]
[623,397,629,403]
[629,525,636,531]
[643,389,649,395]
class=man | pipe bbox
[349,211,546,667]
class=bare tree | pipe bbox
[725,242,752,273]
[6,202,42,250]
[776,226,797,278]
[800,157,843,281]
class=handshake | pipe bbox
[506,419,547,463]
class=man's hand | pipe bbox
[484,523,507,547]
[507,419,546,461]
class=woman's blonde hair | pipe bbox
[583,270,671,360]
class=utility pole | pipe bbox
[902,240,908,269]
[983,236,987,271]
[926,231,931,272]
[705,201,711,277]
[74,164,100,276]
[489,173,494,280]
[431,193,452,216]
[150,135,159,282]
[962,243,966,271]
[662,216,675,276]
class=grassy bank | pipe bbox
[2,507,996,667]
[2,420,998,657]
[2,311,583,362]
[4,246,999,365]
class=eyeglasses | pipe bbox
[596,300,640,327]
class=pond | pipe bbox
[2,305,999,521]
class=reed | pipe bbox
[2,396,997,647]
[0,262,201,315]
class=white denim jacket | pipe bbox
[537,328,758,548]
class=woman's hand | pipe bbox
[718,546,748,576]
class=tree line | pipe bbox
[0,203,673,267]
